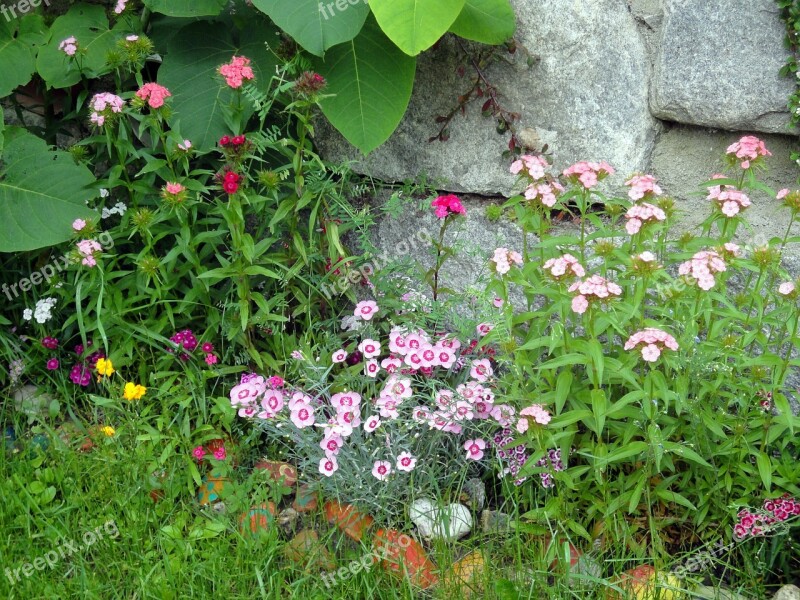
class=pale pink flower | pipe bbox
[516,418,529,433]
[571,295,589,314]
[358,338,381,358]
[165,182,185,195]
[396,451,417,472]
[707,179,751,217]
[491,404,516,427]
[363,415,381,433]
[177,139,192,152]
[470,358,493,382]
[290,403,315,428]
[562,161,615,189]
[464,438,487,461]
[380,356,402,373]
[125,35,139,42]
[624,174,662,201]
[319,457,338,477]
[320,433,343,457]
[678,250,726,290]
[477,322,494,337]
[779,281,796,296]
[259,390,284,416]
[520,403,551,425]
[114,0,128,14]
[135,83,171,109]
[493,297,504,308]
[371,460,392,481]
[624,328,678,362]
[491,247,523,275]
[72,219,87,232]
[59,36,78,56]
[364,359,380,377]
[543,254,585,279]
[354,300,378,320]
[332,349,347,363]
[624,202,666,235]
[726,135,771,169]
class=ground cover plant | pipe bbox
[0,1,799,599]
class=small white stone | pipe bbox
[409,498,472,541]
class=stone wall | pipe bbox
[316,0,800,273]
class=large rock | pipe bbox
[315,0,656,195]
[650,0,794,134]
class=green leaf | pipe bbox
[449,0,515,44]
[554,370,572,414]
[756,452,772,492]
[158,21,279,152]
[252,0,369,56]
[655,488,697,511]
[599,441,648,466]
[142,0,227,17]
[537,353,587,370]
[663,442,712,468]
[0,128,96,251]
[0,14,47,97]
[36,4,128,89]
[590,389,607,436]
[314,16,416,154]
[370,0,466,55]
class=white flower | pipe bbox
[22,308,33,321]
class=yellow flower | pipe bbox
[123,382,146,401]
[95,358,115,377]
[99,426,115,437]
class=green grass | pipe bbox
[0,411,784,600]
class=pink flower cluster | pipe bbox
[726,135,771,169]
[707,179,751,217]
[562,161,615,189]
[68,348,104,387]
[431,194,466,219]
[624,202,666,235]
[625,174,663,201]
[135,83,171,109]
[734,494,799,540]
[543,254,585,280]
[76,239,102,267]
[524,181,564,207]
[59,36,77,56]
[568,275,622,314]
[218,56,254,89]
[516,404,551,433]
[778,281,797,297]
[89,92,124,127]
[678,250,726,290]
[624,328,678,362]
[510,154,549,180]
[491,248,523,275]
[192,443,226,462]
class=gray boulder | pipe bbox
[315,0,657,194]
[650,0,795,134]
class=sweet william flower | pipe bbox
[192,446,205,461]
[46,358,59,370]
[431,194,466,219]
[135,83,171,109]
[59,36,78,56]
[218,55,254,89]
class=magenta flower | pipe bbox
[192,445,205,461]
[431,194,466,219]
[42,337,59,350]
[213,447,226,461]
[46,358,60,371]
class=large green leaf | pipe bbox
[0,128,97,252]
[251,0,369,56]
[0,106,4,154]
[158,21,279,152]
[314,16,416,154]
[36,4,130,89]
[0,14,48,97]
[370,0,465,55]
[142,0,227,17]
[449,0,515,44]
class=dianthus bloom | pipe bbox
[543,254,584,280]
[177,139,192,152]
[523,180,564,207]
[624,174,662,201]
[354,300,378,320]
[72,219,87,232]
[371,460,392,481]
[778,281,797,298]
[395,451,417,472]
[562,161,615,189]
[114,0,128,14]
[510,154,549,180]
[76,239,103,267]
[707,175,751,217]
[192,445,205,461]
[624,202,667,235]
[135,83,171,109]
[59,36,78,56]
[464,438,487,461]
[89,92,124,127]
[431,194,466,219]
[568,275,622,314]
[294,71,327,97]
[678,250,726,290]
[218,56,254,89]
[123,382,146,401]
[222,171,241,195]
[491,247,523,275]
[726,135,771,169]
[624,328,678,362]
[733,494,799,540]
[777,188,800,212]
[42,337,59,350]
[516,404,551,432]
[46,358,60,371]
